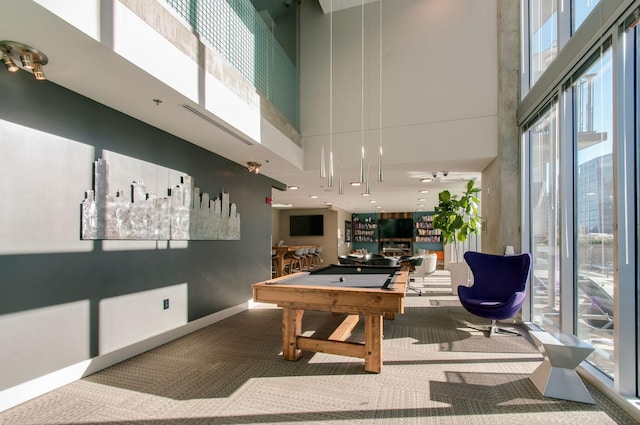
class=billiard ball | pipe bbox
[339,277,345,282]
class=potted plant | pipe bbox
[432,179,481,294]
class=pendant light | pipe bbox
[328,0,335,187]
[362,164,371,196]
[377,0,384,182]
[359,0,366,184]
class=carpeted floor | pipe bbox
[1,271,638,424]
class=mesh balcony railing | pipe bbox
[164,0,300,128]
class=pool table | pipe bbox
[252,264,408,373]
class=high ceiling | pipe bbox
[0,0,488,214]
[317,0,379,14]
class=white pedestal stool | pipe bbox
[529,331,595,404]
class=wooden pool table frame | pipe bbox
[252,269,408,373]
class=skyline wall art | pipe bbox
[81,155,240,241]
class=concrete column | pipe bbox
[482,0,521,255]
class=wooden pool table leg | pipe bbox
[364,314,383,373]
[282,307,304,361]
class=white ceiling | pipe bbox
[270,167,482,213]
[1,0,489,214]
[317,0,379,14]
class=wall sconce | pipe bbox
[0,40,48,80]
[247,161,261,174]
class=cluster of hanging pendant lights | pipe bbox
[321,0,384,197]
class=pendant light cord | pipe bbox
[378,0,384,182]
[328,0,334,187]
[360,0,366,184]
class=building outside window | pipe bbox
[572,46,614,377]
[521,0,639,404]
[529,0,558,85]
[572,0,600,30]
[528,104,561,333]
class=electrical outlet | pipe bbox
[163,298,169,310]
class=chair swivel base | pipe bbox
[489,324,521,337]
[466,320,521,337]
[407,285,422,296]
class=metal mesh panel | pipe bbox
[163,0,299,128]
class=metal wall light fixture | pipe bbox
[247,161,261,174]
[0,41,48,80]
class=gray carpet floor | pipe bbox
[1,271,638,424]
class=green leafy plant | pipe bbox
[432,179,481,263]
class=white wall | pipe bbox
[300,0,499,171]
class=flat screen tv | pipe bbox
[290,215,324,236]
[378,218,413,238]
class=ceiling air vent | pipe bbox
[182,104,253,146]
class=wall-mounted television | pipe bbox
[378,218,413,238]
[290,215,324,236]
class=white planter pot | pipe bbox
[449,261,471,295]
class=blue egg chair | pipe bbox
[458,251,531,337]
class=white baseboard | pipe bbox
[0,301,250,413]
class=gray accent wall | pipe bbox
[0,70,275,390]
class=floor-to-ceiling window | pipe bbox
[571,45,615,376]
[520,0,639,407]
[529,0,558,85]
[528,104,561,331]
[635,17,640,394]
[573,0,600,30]
[622,7,640,394]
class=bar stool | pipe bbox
[287,248,304,274]
[313,246,324,267]
[281,252,293,275]
[306,247,317,269]
[300,247,311,270]
[271,249,278,278]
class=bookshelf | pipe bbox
[415,213,441,243]
[352,214,378,243]
[414,212,443,252]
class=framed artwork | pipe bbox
[345,221,352,242]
